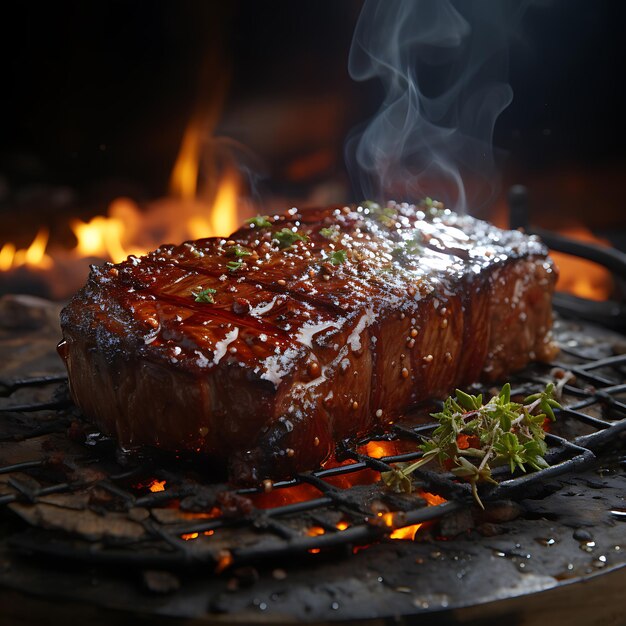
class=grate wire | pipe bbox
[0,346,625,571]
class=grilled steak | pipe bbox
[59,201,558,483]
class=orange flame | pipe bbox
[0,114,242,296]
[215,550,233,573]
[170,116,204,200]
[148,479,166,493]
[0,228,53,271]
[250,482,323,509]
[180,507,222,520]
[550,227,613,301]
[181,532,199,541]
[373,491,446,541]
[70,209,144,264]
[421,491,447,507]
[376,511,423,539]
[364,441,393,459]
[390,525,422,540]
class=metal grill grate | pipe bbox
[1,325,625,572]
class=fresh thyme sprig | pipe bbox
[381,382,561,508]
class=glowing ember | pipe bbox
[250,482,323,509]
[364,441,394,459]
[361,439,421,459]
[306,526,326,537]
[215,550,233,573]
[336,521,350,531]
[390,525,422,540]
[322,459,380,489]
[181,532,199,541]
[148,479,166,493]
[171,523,218,543]
[372,491,446,541]
[180,507,221,520]
[378,512,395,527]
[421,491,447,507]
[551,226,613,301]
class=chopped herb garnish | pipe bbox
[381,382,561,508]
[329,249,347,265]
[273,228,309,249]
[226,260,243,272]
[320,227,340,241]
[391,239,423,259]
[191,286,216,303]
[363,201,397,227]
[361,200,381,211]
[246,215,272,228]
[226,245,251,258]
[420,197,446,217]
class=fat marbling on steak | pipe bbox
[59,201,558,483]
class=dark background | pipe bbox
[1,0,625,236]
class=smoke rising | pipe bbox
[345,0,522,213]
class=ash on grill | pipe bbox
[0,294,625,625]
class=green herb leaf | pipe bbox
[361,200,381,211]
[192,286,216,303]
[367,203,397,228]
[246,215,272,228]
[226,245,251,258]
[273,228,309,249]
[456,388,481,411]
[320,227,340,241]
[499,382,511,404]
[391,239,423,260]
[329,249,347,265]
[226,260,243,272]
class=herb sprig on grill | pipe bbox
[382,383,561,508]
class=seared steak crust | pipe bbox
[59,202,558,483]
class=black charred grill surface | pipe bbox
[0,295,625,625]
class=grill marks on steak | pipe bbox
[59,202,558,483]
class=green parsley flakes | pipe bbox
[320,227,340,241]
[191,287,216,303]
[226,260,243,272]
[245,215,272,228]
[273,228,309,249]
[329,249,347,265]
[226,245,251,258]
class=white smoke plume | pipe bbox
[345,0,526,213]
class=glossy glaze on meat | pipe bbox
[59,201,558,483]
